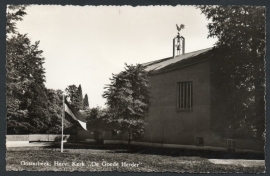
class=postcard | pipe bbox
[6,5,266,173]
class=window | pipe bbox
[227,139,236,151]
[177,82,193,110]
[196,137,204,146]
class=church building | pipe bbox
[77,30,264,153]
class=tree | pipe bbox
[103,64,150,144]
[65,85,79,110]
[6,5,66,134]
[45,89,62,133]
[83,94,89,109]
[65,84,85,111]
[78,84,84,109]
[6,5,50,133]
[6,5,27,34]
[6,5,29,133]
[198,6,265,139]
[6,33,53,133]
[88,106,105,121]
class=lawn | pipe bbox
[6,144,265,173]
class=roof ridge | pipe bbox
[143,47,213,66]
[181,47,213,55]
[143,56,173,67]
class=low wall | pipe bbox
[6,134,77,142]
[6,135,29,141]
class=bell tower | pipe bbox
[173,24,185,57]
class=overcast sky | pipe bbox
[16,5,217,107]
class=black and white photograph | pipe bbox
[5,4,266,173]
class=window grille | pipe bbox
[177,81,193,110]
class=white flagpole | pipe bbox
[61,95,65,153]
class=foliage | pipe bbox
[6,31,49,133]
[65,85,81,111]
[46,89,75,133]
[83,107,91,121]
[83,94,89,109]
[198,6,265,139]
[6,5,27,34]
[78,84,84,109]
[6,5,68,134]
[64,84,89,131]
[86,106,105,121]
[103,64,150,143]
[6,35,65,133]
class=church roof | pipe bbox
[143,47,213,75]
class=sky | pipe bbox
[15,5,217,107]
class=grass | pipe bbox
[6,144,265,173]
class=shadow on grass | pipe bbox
[123,145,265,160]
[42,142,264,160]
[43,142,129,150]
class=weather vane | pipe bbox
[173,24,185,57]
[176,24,185,32]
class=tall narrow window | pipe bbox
[177,82,193,110]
